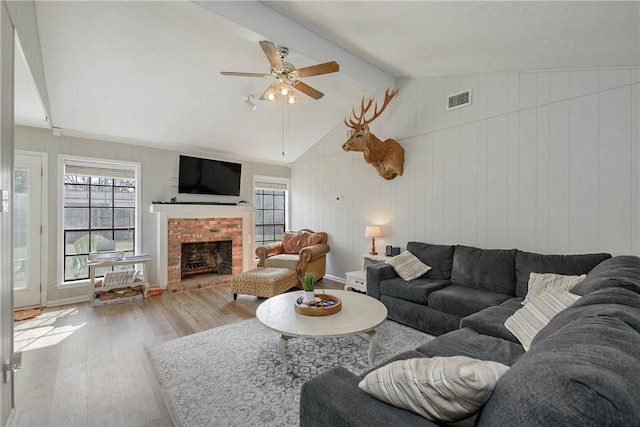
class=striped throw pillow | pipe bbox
[505,287,580,351]
[521,272,586,305]
[386,251,431,281]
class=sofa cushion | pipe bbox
[571,255,640,296]
[379,277,450,304]
[416,328,525,367]
[521,272,585,305]
[477,300,640,426]
[386,250,432,281]
[451,246,516,295]
[407,242,455,280]
[514,250,611,297]
[281,230,324,254]
[359,356,509,422]
[460,304,520,343]
[428,285,513,318]
[504,288,581,351]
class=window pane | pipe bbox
[65,255,89,281]
[255,209,263,225]
[263,225,275,242]
[64,208,89,229]
[263,210,274,225]
[264,195,274,209]
[66,231,89,255]
[114,178,135,187]
[65,175,90,185]
[114,229,134,251]
[114,187,135,207]
[91,208,113,228]
[91,185,112,207]
[274,210,284,224]
[114,208,134,227]
[91,231,113,251]
[254,193,263,209]
[275,226,284,241]
[64,184,89,207]
[274,194,285,209]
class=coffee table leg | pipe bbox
[367,329,379,367]
[278,335,291,374]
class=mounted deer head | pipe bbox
[342,86,404,180]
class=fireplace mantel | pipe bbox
[150,204,256,289]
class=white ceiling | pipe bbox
[14,1,640,165]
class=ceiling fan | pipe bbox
[220,40,339,104]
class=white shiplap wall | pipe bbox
[290,67,640,281]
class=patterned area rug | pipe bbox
[148,318,432,427]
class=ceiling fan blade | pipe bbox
[293,81,324,100]
[259,40,283,69]
[220,71,271,78]
[294,61,340,78]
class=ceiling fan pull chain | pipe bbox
[281,102,285,156]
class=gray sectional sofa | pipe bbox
[300,247,640,426]
[367,242,611,335]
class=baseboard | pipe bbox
[324,274,345,284]
[46,295,90,307]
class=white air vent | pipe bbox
[446,89,472,111]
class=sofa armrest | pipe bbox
[300,366,434,427]
[297,243,330,275]
[366,263,398,299]
[255,242,284,267]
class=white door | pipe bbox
[13,153,43,308]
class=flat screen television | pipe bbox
[178,155,242,196]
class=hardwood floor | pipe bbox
[13,279,344,426]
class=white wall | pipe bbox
[14,125,290,303]
[291,67,640,281]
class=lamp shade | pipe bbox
[365,226,382,238]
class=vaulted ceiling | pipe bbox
[14,1,639,164]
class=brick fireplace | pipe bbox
[150,204,256,292]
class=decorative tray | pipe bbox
[294,293,342,316]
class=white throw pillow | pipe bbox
[505,287,581,351]
[386,251,431,281]
[521,272,586,305]
[359,356,509,422]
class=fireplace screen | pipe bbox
[181,240,232,279]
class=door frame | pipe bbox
[14,150,47,307]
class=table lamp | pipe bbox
[365,226,382,255]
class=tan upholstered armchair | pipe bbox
[255,229,330,280]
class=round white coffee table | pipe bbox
[256,289,388,374]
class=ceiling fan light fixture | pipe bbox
[245,94,257,111]
[265,84,279,102]
[277,82,291,96]
[286,90,299,104]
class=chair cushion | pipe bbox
[379,277,451,304]
[407,242,455,280]
[428,285,513,318]
[514,250,611,297]
[460,304,520,343]
[451,246,516,295]
[281,231,325,254]
[264,254,299,270]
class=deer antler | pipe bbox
[344,85,399,130]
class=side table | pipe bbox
[344,254,393,293]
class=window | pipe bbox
[254,176,289,246]
[60,157,140,282]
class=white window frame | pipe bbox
[57,154,141,289]
[253,175,290,253]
